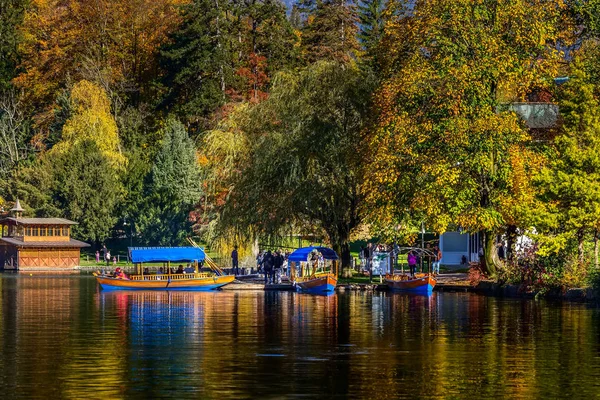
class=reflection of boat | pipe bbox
[289,246,339,294]
[95,247,234,291]
[385,273,436,294]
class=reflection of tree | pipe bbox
[2,279,600,397]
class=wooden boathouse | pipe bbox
[0,200,90,270]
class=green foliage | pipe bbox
[47,140,122,243]
[209,61,374,266]
[364,0,568,276]
[534,42,600,261]
[160,0,297,126]
[0,0,28,91]
[160,0,231,123]
[136,118,202,246]
[300,0,360,63]
[357,0,386,70]
[570,0,600,39]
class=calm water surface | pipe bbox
[1,274,600,399]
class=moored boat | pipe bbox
[95,246,235,291]
[289,246,339,294]
[385,273,436,294]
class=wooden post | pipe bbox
[167,261,171,277]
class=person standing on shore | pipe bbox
[263,251,274,284]
[95,251,100,264]
[231,246,239,276]
[365,243,374,282]
[432,246,442,274]
[106,250,111,267]
[274,250,283,284]
[408,251,417,277]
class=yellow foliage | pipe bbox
[52,80,125,170]
[363,0,570,238]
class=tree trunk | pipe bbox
[506,224,517,261]
[483,230,496,277]
[328,229,352,277]
[577,229,585,265]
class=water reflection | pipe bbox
[1,274,600,398]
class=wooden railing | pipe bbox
[295,272,332,282]
[130,273,213,281]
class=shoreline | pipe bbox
[2,269,597,303]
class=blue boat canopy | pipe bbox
[129,247,206,263]
[288,246,339,262]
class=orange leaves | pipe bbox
[16,0,188,130]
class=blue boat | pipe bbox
[288,246,339,294]
[95,247,235,291]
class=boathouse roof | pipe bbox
[0,237,90,248]
[1,217,77,225]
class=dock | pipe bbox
[219,272,472,292]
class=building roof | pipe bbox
[0,237,90,248]
[0,217,78,225]
[10,199,24,213]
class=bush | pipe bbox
[497,243,565,294]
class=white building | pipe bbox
[438,231,481,266]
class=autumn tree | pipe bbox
[0,91,31,181]
[52,80,126,170]
[16,0,185,129]
[364,0,569,276]
[209,62,374,269]
[235,0,299,102]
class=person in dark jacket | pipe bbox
[231,246,239,276]
[364,243,374,282]
[263,250,274,284]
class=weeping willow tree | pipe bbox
[204,61,374,269]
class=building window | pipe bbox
[40,227,46,236]
[63,226,69,236]
[25,227,31,236]
[48,226,54,236]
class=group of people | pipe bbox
[256,249,287,284]
[95,246,117,267]
[407,245,442,277]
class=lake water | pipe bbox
[1,275,600,399]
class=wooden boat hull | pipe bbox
[296,273,337,294]
[96,275,235,291]
[386,275,436,294]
